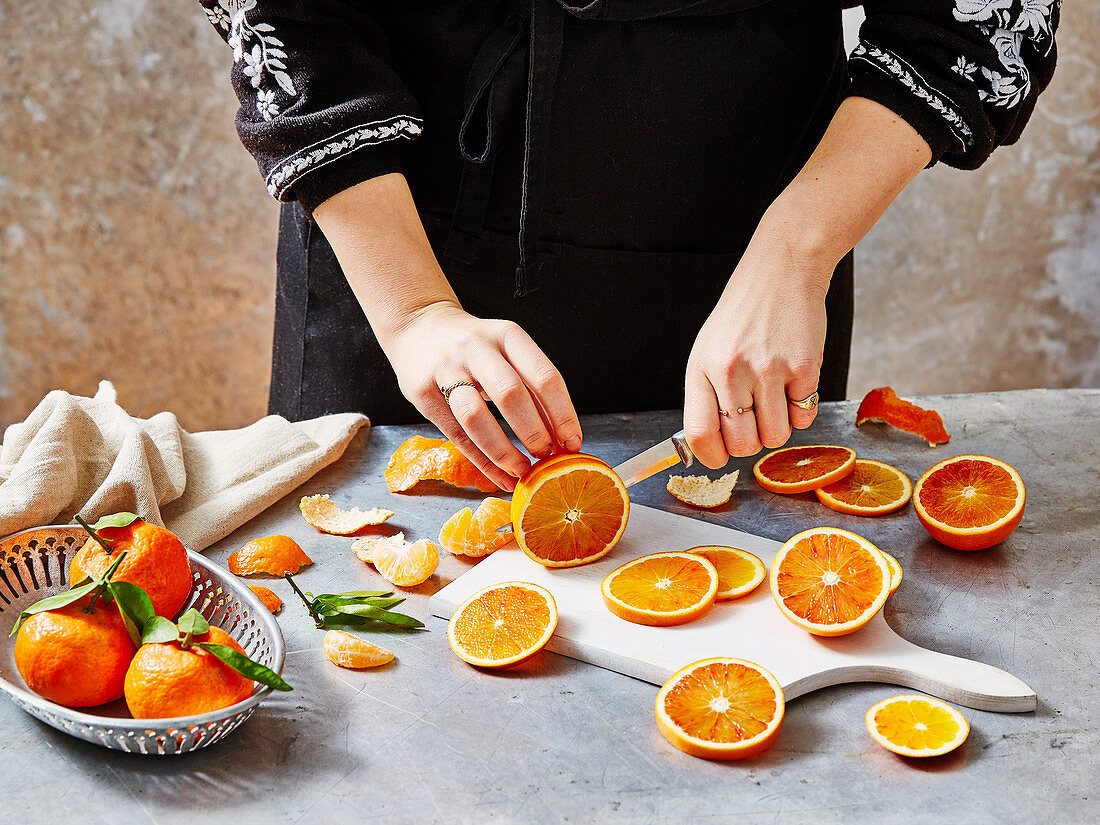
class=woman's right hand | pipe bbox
[383,300,583,492]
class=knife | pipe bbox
[613,429,695,488]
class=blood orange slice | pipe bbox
[913,455,1025,551]
[865,695,969,757]
[753,445,856,494]
[814,459,912,516]
[511,453,629,567]
[447,582,558,668]
[601,552,718,626]
[686,546,766,601]
[770,527,891,636]
[655,658,785,761]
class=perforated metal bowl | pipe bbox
[0,525,286,755]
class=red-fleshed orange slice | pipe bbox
[814,459,912,516]
[753,445,857,494]
[856,387,951,446]
[913,455,1025,551]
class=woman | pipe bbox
[200,1,1059,491]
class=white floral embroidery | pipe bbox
[952,56,981,81]
[265,117,425,199]
[257,88,280,121]
[851,43,973,148]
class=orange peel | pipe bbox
[856,386,950,446]
[385,435,499,493]
[248,585,283,613]
[229,535,313,576]
[667,470,739,508]
[299,494,394,535]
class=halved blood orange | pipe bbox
[447,582,558,668]
[601,552,718,626]
[511,453,629,567]
[913,455,1025,551]
[815,459,912,516]
[880,551,903,596]
[686,546,766,601]
[865,694,969,757]
[770,527,891,636]
[753,445,856,494]
[655,658,785,761]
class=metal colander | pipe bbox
[0,525,286,755]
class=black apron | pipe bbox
[270,0,853,423]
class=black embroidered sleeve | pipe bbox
[198,1,423,212]
[850,1,1060,169]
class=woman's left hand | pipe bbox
[683,230,833,469]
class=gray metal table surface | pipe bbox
[0,389,1096,825]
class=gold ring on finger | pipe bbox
[440,380,478,403]
[788,391,819,411]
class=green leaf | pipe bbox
[92,512,141,530]
[328,603,424,629]
[142,616,180,645]
[313,590,393,601]
[8,581,97,636]
[178,609,210,636]
[107,580,157,642]
[196,643,293,692]
[316,595,405,611]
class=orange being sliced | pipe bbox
[865,695,969,757]
[686,546,766,601]
[447,582,558,668]
[913,455,1025,551]
[299,493,394,535]
[352,533,440,587]
[229,535,313,576]
[856,386,951,446]
[601,552,718,626]
[323,630,394,669]
[753,445,856,494]
[815,459,912,516]
[769,527,891,636]
[385,435,499,493]
[655,658,785,761]
[880,551,903,596]
[248,585,283,613]
[511,453,629,567]
[666,471,740,508]
[438,497,514,557]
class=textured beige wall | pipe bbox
[1,2,1097,432]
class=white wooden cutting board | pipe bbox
[429,504,1036,712]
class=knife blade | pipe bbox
[613,429,695,488]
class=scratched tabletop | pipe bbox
[0,389,1096,825]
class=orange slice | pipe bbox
[447,582,558,668]
[814,459,912,516]
[753,445,856,494]
[856,387,951,446]
[686,546,766,601]
[323,630,394,669]
[655,658,785,761]
[352,533,440,587]
[881,551,902,596]
[913,455,1025,551]
[248,585,283,613]
[769,527,891,636]
[385,435,499,493]
[438,497,514,557]
[229,535,313,576]
[865,695,969,757]
[666,470,740,508]
[601,552,718,626]
[299,494,393,535]
[511,453,629,568]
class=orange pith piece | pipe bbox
[656,658,785,761]
[248,585,283,613]
[753,445,857,494]
[913,455,1025,551]
[770,527,890,636]
[438,497,514,557]
[511,453,629,568]
[601,552,718,626]
[299,494,393,535]
[385,435,499,493]
[856,386,951,446]
[448,582,558,668]
[865,695,969,757]
[815,459,912,516]
[686,546,766,601]
[229,535,312,576]
[323,630,394,669]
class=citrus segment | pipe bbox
[352,532,439,587]
[512,453,629,568]
[913,455,1025,551]
[881,551,903,596]
[248,585,283,613]
[814,459,912,516]
[323,630,394,669]
[770,527,891,636]
[666,471,740,508]
[439,497,514,558]
[447,582,558,668]
[865,694,969,757]
[686,546,766,601]
[385,435,498,493]
[656,658,785,760]
[601,552,718,626]
[753,445,856,494]
[856,387,951,446]
[299,494,393,535]
[229,535,312,576]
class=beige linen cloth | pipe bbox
[0,381,368,551]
